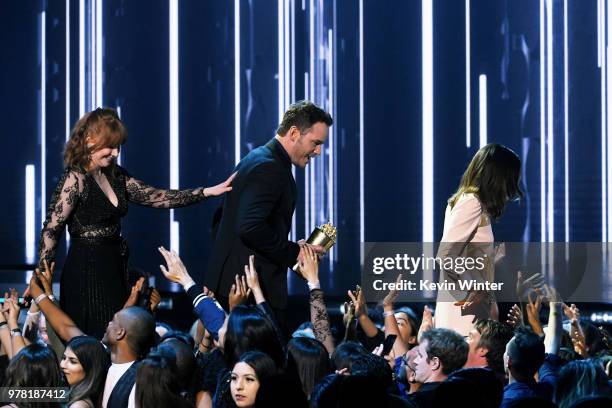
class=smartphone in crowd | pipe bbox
[381,334,397,356]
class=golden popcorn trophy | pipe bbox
[292,222,338,279]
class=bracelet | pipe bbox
[307,281,321,291]
[34,293,48,305]
[27,311,41,316]
[10,328,22,337]
[383,311,395,318]
[48,295,56,301]
[0,321,7,328]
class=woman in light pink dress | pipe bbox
[434,144,522,336]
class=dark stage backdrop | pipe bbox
[0,0,607,299]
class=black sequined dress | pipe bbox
[39,165,207,338]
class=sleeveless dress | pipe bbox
[38,165,207,338]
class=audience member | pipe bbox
[465,319,514,382]
[285,337,332,400]
[553,359,611,408]
[135,345,191,408]
[409,328,468,408]
[1,344,64,408]
[61,336,110,408]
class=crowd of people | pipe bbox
[3,105,610,407]
[0,247,610,408]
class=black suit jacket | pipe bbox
[205,138,300,309]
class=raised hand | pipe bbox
[41,260,56,282]
[1,291,10,316]
[525,291,544,335]
[158,246,194,287]
[564,303,586,356]
[506,303,524,329]
[516,271,544,301]
[34,268,53,296]
[563,303,581,323]
[7,289,21,325]
[228,274,251,311]
[203,172,236,198]
[244,255,265,304]
[417,305,434,342]
[123,277,145,308]
[202,286,216,300]
[342,301,356,327]
[149,288,161,311]
[299,245,320,284]
[347,286,367,318]
[28,274,44,299]
[383,274,402,308]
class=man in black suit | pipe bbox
[205,100,333,319]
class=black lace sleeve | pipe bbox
[309,289,334,353]
[121,168,207,208]
[38,170,83,267]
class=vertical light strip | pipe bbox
[602,1,612,242]
[234,0,241,165]
[546,0,554,242]
[309,0,315,100]
[465,0,471,148]
[422,0,434,243]
[479,74,487,148]
[307,0,315,235]
[284,0,290,109]
[169,0,180,253]
[332,0,338,268]
[291,0,296,102]
[305,72,310,234]
[90,0,95,109]
[96,0,103,107]
[599,0,603,68]
[563,0,569,242]
[79,0,85,116]
[26,165,36,264]
[359,0,364,251]
[66,0,71,141]
[328,27,334,265]
[66,0,71,250]
[306,0,317,233]
[290,0,296,243]
[540,0,546,242]
[41,11,47,228]
[278,0,285,119]
[602,0,607,241]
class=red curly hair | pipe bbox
[64,107,127,169]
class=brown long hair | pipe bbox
[449,143,523,220]
[64,107,127,170]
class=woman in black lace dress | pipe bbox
[38,107,234,338]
